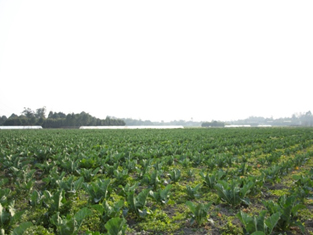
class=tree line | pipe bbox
[0,107,125,128]
[201,121,225,127]
[201,111,313,127]
[227,111,313,127]
[122,118,202,127]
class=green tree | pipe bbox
[35,107,46,119]
[0,115,7,125]
[22,107,35,118]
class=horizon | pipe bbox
[1,106,311,123]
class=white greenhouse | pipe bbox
[79,126,184,129]
[224,125,251,128]
[0,126,43,129]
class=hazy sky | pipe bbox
[0,1,312,122]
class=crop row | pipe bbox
[0,128,313,234]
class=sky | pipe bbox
[0,1,312,122]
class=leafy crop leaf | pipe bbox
[136,189,150,209]
[265,212,280,234]
[0,203,10,226]
[74,207,92,228]
[250,232,265,235]
[11,222,33,235]
[186,201,212,225]
[185,201,196,215]
[104,217,127,235]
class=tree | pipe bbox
[48,111,66,119]
[22,107,35,118]
[0,115,7,125]
[35,107,46,119]
[302,111,313,126]
[9,113,18,119]
[202,121,225,127]
[48,111,54,119]
[2,107,125,127]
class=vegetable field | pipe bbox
[1,128,313,235]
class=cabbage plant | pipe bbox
[237,210,280,235]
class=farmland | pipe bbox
[1,128,313,235]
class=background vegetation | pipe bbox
[0,107,125,128]
[1,107,312,128]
